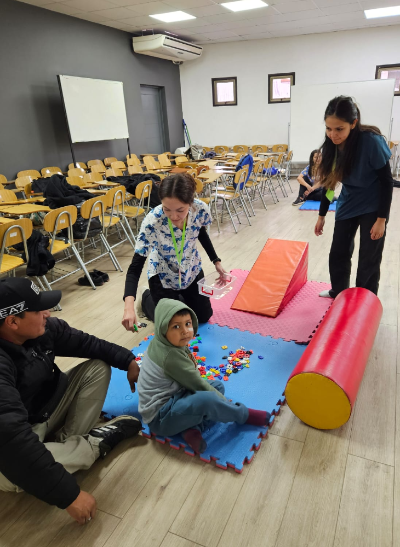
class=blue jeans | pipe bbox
[148,380,249,437]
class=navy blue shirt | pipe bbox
[336,132,392,221]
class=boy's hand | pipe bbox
[127,359,140,392]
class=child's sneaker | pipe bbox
[319,290,335,298]
[88,416,142,458]
[292,197,304,206]
[182,428,207,454]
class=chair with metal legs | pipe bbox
[213,168,251,233]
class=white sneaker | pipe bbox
[319,290,333,298]
[135,285,148,318]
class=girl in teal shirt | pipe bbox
[314,96,393,298]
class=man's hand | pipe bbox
[127,359,140,392]
[66,491,97,525]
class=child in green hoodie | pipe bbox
[137,298,271,454]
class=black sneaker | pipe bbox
[292,197,304,206]
[78,274,104,287]
[89,416,142,458]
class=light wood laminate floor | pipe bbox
[1,183,400,547]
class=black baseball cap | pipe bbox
[0,278,61,319]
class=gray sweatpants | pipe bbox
[0,359,111,493]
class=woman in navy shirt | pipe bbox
[314,95,393,298]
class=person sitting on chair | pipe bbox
[0,278,141,525]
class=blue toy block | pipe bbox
[102,324,306,473]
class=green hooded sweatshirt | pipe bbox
[137,299,224,424]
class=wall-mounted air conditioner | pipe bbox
[132,34,202,63]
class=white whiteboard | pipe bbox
[290,79,395,162]
[58,75,129,143]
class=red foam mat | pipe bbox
[209,269,332,343]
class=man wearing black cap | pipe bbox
[0,278,141,525]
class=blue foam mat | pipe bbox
[299,200,336,211]
[103,324,306,472]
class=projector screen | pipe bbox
[290,79,395,162]
[58,75,129,143]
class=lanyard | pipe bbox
[326,147,338,203]
[168,217,186,288]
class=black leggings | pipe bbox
[329,212,387,298]
[142,269,213,323]
[298,175,324,201]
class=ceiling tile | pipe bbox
[328,10,366,23]
[202,12,248,23]
[234,24,265,33]
[44,3,83,14]
[276,1,320,14]
[72,11,112,22]
[320,2,362,15]
[360,0,400,8]
[217,19,259,29]
[164,0,214,7]
[312,0,355,7]
[105,0,150,5]
[120,15,156,25]
[282,8,324,21]
[199,29,240,38]
[240,32,272,39]
[129,2,178,15]
[184,4,227,17]
[91,6,140,19]
[237,5,279,19]
[61,0,119,12]
[249,13,286,24]
[100,20,137,30]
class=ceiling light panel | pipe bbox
[221,0,268,12]
[364,6,400,19]
[150,11,196,22]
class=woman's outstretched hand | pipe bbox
[314,216,325,236]
[370,218,386,240]
[122,297,137,332]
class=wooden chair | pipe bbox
[68,162,88,171]
[0,218,32,275]
[0,175,8,185]
[0,189,18,203]
[68,167,85,178]
[158,154,172,169]
[90,164,107,177]
[23,182,45,202]
[252,145,268,154]
[102,186,135,250]
[213,168,251,233]
[143,155,167,172]
[123,180,152,234]
[79,196,122,272]
[111,161,127,173]
[0,183,4,191]
[126,154,141,166]
[41,167,62,177]
[40,205,98,293]
[105,168,123,178]
[174,156,188,166]
[233,145,249,153]
[195,179,211,206]
[274,152,292,195]
[272,144,288,153]
[202,147,211,153]
[83,172,104,184]
[15,176,33,198]
[17,170,41,179]
[128,164,144,175]
[214,146,229,155]
[104,157,118,167]
[87,159,104,168]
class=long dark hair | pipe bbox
[318,96,381,190]
[158,173,196,204]
[309,149,319,178]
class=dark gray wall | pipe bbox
[0,0,184,179]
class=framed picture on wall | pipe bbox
[212,77,237,106]
[375,64,400,96]
[268,72,295,104]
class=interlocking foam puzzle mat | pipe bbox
[299,200,337,211]
[103,323,306,472]
[209,270,332,343]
